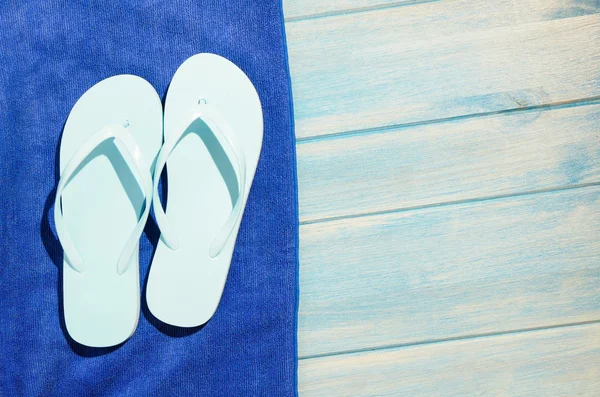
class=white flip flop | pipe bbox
[54,75,162,347]
[146,53,263,327]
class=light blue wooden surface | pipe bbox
[284,0,600,394]
[284,0,410,20]
[298,101,600,222]
[299,186,600,357]
[286,0,600,139]
[300,323,600,395]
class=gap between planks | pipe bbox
[300,181,600,226]
[284,0,437,23]
[295,96,600,145]
[298,319,600,360]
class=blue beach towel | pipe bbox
[0,1,298,395]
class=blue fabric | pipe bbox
[0,1,298,395]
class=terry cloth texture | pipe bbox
[0,1,298,396]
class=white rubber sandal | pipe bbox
[54,75,162,347]
[146,53,263,327]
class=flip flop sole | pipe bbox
[147,54,263,327]
[60,75,162,347]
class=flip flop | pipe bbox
[54,75,162,347]
[146,53,263,327]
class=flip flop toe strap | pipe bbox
[54,124,153,275]
[152,103,246,258]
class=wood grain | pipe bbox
[299,323,600,396]
[283,0,409,20]
[286,0,600,139]
[298,186,600,357]
[287,0,600,390]
[298,102,600,222]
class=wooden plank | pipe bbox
[298,186,600,357]
[299,323,600,396]
[298,102,600,222]
[283,0,406,21]
[286,0,600,139]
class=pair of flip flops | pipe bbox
[54,53,263,347]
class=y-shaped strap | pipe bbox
[54,124,153,275]
[152,102,246,258]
